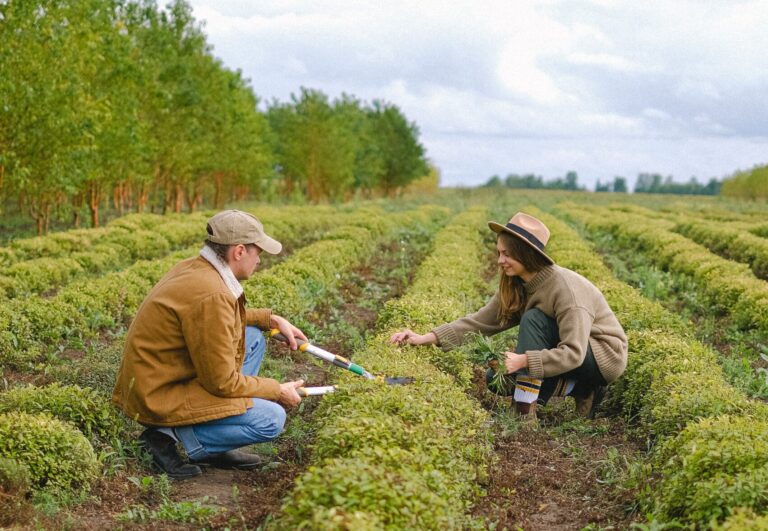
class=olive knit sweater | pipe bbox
[431,265,627,383]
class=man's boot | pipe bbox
[139,428,202,480]
[575,386,606,419]
[193,449,268,470]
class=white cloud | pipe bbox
[566,52,655,74]
[188,0,768,188]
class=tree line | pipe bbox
[0,0,429,234]
[483,171,583,191]
[484,172,721,195]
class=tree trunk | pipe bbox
[88,181,101,228]
[30,200,51,235]
[123,181,132,211]
[71,192,84,228]
[113,182,124,215]
[136,181,148,213]
[235,186,248,201]
[174,183,184,213]
[213,171,225,209]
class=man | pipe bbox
[113,209,306,479]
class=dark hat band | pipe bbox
[505,223,546,251]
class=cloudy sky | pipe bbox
[188,0,768,189]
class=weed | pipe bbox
[596,447,629,486]
[119,498,217,524]
[121,474,216,524]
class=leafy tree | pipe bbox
[484,175,503,187]
[369,100,428,197]
[595,180,611,192]
[336,95,385,198]
[268,88,356,202]
[0,0,104,233]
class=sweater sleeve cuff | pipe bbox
[431,323,460,351]
[246,308,273,330]
[526,350,545,379]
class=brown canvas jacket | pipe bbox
[112,256,280,427]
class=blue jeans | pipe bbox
[175,326,286,460]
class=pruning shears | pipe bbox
[269,329,413,396]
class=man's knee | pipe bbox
[246,401,286,441]
[245,326,265,352]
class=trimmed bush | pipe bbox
[648,415,768,527]
[0,383,126,445]
[715,508,768,530]
[281,458,460,530]
[0,412,99,493]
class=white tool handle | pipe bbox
[297,385,337,397]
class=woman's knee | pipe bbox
[520,308,549,329]
[518,308,559,350]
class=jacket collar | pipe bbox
[524,264,557,294]
[200,246,244,299]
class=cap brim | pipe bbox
[255,234,282,255]
[488,221,555,265]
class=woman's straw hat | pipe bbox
[488,212,554,264]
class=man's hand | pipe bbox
[504,352,528,374]
[389,329,438,346]
[270,314,308,350]
[278,379,305,408]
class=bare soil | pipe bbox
[470,367,643,530]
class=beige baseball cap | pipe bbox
[206,210,282,254]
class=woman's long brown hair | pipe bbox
[497,232,552,324]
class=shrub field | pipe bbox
[1,188,767,529]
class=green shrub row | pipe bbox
[547,204,768,527]
[672,219,768,279]
[0,212,200,267]
[0,207,429,370]
[0,383,126,447]
[276,207,494,530]
[244,206,450,316]
[0,205,449,503]
[0,412,100,495]
[752,224,768,239]
[557,203,768,335]
[0,206,358,300]
[605,203,768,281]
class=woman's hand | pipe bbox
[270,314,308,350]
[389,329,437,346]
[504,352,528,373]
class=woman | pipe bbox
[390,212,627,420]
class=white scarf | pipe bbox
[199,246,244,299]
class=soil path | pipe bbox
[470,368,642,530]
